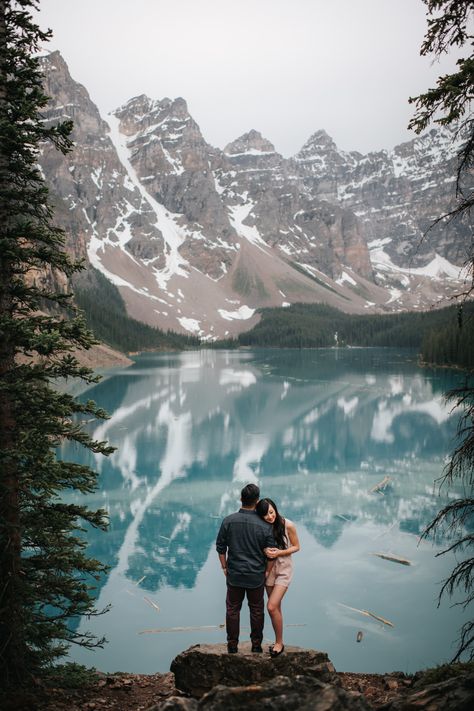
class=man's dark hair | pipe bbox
[241,483,260,506]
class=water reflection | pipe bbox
[60,348,467,672]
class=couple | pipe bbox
[216,483,300,656]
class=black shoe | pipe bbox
[270,644,285,658]
[251,643,263,653]
[227,643,238,654]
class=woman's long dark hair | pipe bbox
[256,498,287,549]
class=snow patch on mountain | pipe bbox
[369,238,463,281]
[336,271,357,287]
[228,200,268,248]
[177,317,203,334]
[218,305,256,321]
[106,112,189,288]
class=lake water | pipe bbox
[60,348,469,675]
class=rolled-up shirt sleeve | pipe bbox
[216,521,228,554]
[263,528,276,550]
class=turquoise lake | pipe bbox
[60,348,470,674]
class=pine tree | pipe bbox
[0,0,113,686]
[410,0,474,660]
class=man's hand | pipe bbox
[222,565,227,576]
[264,547,280,560]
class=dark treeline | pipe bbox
[75,270,473,369]
[230,302,474,369]
[73,269,200,352]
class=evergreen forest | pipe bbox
[73,268,200,352]
[230,301,474,369]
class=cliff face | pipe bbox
[37,51,471,339]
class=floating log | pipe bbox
[372,552,412,566]
[139,621,305,635]
[139,624,225,635]
[335,514,351,522]
[338,602,394,628]
[144,596,160,612]
[370,476,392,494]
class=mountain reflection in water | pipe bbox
[60,348,469,675]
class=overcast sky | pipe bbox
[36,0,460,157]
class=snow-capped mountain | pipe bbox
[38,51,471,340]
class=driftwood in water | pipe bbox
[372,552,412,566]
[144,596,160,612]
[139,621,306,635]
[338,602,394,628]
[370,476,392,494]
[139,624,225,635]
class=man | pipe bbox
[216,483,275,654]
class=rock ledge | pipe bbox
[170,642,337,698]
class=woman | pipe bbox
[256,497,300,657]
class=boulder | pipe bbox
[153,675,370,711]
[197,675,370,710]
[170,643,337,698]
[155,698,199,711]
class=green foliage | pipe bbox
[44,662,99,689]
[409,0,474,232]
[414,661,474,687]
[421,309,474,369]
[236,301,474,369]
[0,0,112,686]
[73,268,200,352]
[410,0,474,663]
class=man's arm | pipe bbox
[216,521,228,577]
[262,526,276,578]
[218,552,227,576]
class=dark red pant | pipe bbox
[226,583,265,645]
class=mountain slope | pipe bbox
[38,51,471,340]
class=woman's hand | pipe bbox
[265,547,280,560]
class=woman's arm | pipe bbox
[265,523,300,558]
[279,522,300,556]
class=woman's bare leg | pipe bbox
[266,584,287,652]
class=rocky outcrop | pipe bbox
[40,51,168,272]
[161,647,474,711]
[379,671,474,711]
[170,643,337,698]
[160,675,371,710]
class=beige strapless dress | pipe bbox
[266,518,293,588]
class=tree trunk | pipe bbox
[0,0,27,685]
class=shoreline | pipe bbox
[4,660,472,710]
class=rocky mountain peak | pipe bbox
[37,51,471,341]
[40,49,68,73]
[224,129,276,156]
[169,96,189,119]
[296,129,338,159]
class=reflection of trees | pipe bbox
[60,349,464,594]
